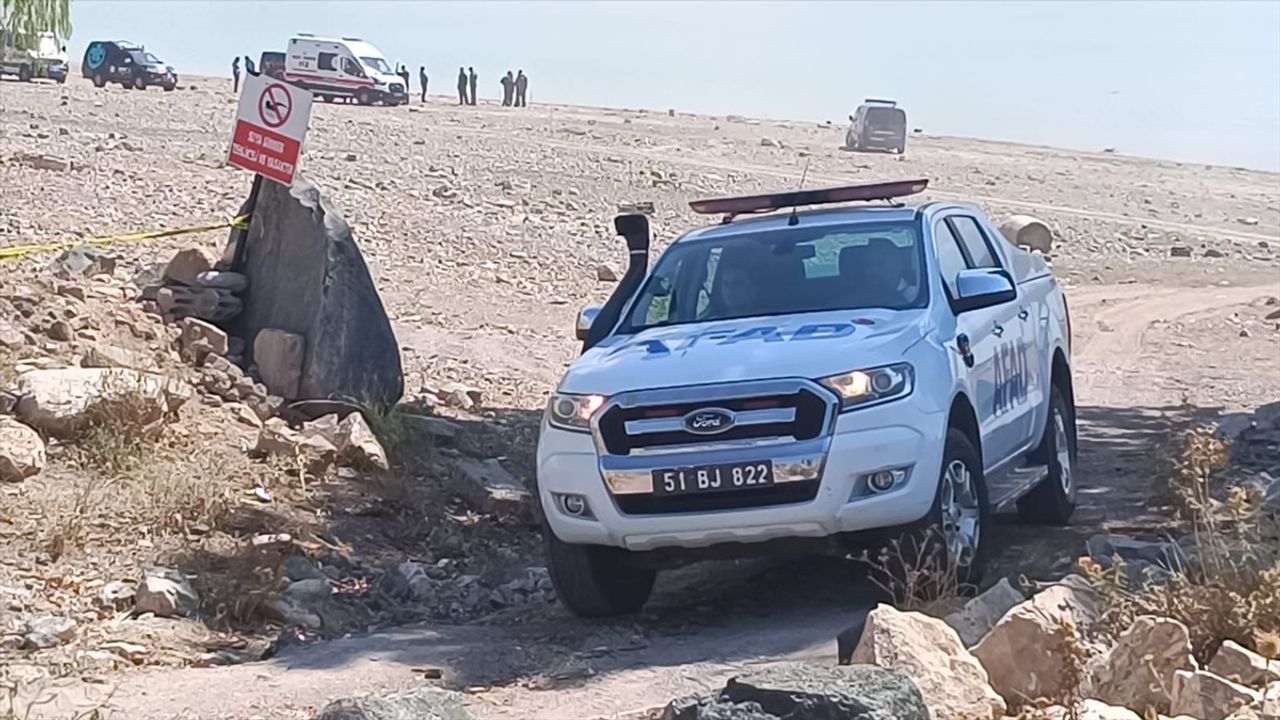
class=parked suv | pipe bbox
[82,40,176,91]
[845,98,907,154]
[537,180,1077,617]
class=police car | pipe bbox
[537,179,1077,617]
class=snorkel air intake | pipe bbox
[582,213,650,352]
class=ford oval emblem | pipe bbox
[683,408,736,435]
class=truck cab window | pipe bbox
[949,216,1002,269]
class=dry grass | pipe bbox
[2,683,106,720]
[1084,425,1280,663]
[857,528,971,615]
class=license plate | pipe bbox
[652,461,774,496]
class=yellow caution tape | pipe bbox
[0,214,251,261]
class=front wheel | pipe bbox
[133,76,146,90]
[356,89,373,106]
[18,65,31,82]
[544,523,655,617]
[1017,386,1077,525]
[92,73,106,88]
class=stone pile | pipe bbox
[143,247,248,324]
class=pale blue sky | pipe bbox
[68,0,1280,171]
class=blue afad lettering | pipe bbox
[992,341,1030,415]
[611,323,855,356]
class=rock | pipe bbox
[1040,699,1143,719]
[14,368,191,438]
[1206,248,1227,258]
[180,317,229,362]
[0,417,46,482]
[26,615,76,642]
[202,353,245,379]
[232,176,402,405]
[163,247,219,286]
[759,137,781,148]
[17,153,72,172]
[441,383,483,410]
[99,641,149,664]
[253,328,305,399]
[1086,533,1190,585]
[46,320,73,341]
[81,343,153,370]
[1169,670,1262,720]
[266,598,322,630]
[398,562,435,600]
[446,457,534,516]
[944,577,1024,647]
[0,319,26,348]
[283,555,324,581]
[1238,217,1261,226]
[226,402,263,428]
[999,215,1055,254]
[1082,615,1196,714]
[23,631,60,649]
[1209,640,1280,688]
[284,578,332,602]
[972,575,1101,707]
[664,662,929,720]
[195,270,248,292]
[851,604,1005,719]
[403,415,462,443]
[98,580,137,610]
[254,418,338,474]
[1170,246,1193,258]
[134,568,200,618]
[310,687,474,720]
[336,412,388,470]
[595,264,620,282]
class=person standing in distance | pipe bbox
[419,66,429,102]
[514,70,528,107]
[457,67,468,105]
[500,70,514,107]
[467,67,478,106]
[244,55,256,75]
[232,56,240,93]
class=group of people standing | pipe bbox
[454,67,528,107]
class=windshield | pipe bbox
[623,220,926,333]
[129,51,162,65]
[360,56,392,74]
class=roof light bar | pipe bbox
[689,179,929,216]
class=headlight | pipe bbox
[819,363,914,410]
[547,392,607,432]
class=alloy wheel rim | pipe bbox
[940,459,981,567]
[1054,409,1074,498]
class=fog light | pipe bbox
[869,471,896,493]
[560,494,588,516]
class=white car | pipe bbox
[536,179,1078,617]
[282,34,407,106]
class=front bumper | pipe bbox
[537,395,947,552]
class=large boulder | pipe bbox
[1082,615,1196,714]
[233,176,402,405]
[1208,640,1280,688]
[851,604,1005,719]
[663,662,929,720]
[972,575,1101,708]
[311,687,472,720]
[0,417,46,482]
[944,577,1025,647]
[1168,669,1262,720]
[14,368,192,437]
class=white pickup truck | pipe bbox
[536,180,1077,617]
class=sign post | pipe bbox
[227,73,313,186]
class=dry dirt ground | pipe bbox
[1,75,1279,719]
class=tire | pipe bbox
[133,76,146,91]
[879,428,991,590]
[163,84,175,92]
[57,75,66,85]
[1017,386,1077,525]
[544,522,655,617]
[357,89,373,106]
[18,65,31,82]
[92,73,106,88]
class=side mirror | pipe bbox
[953,269,1015,313]
[575,306,601,341]
[848,114,854,122]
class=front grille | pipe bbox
[390,83,404,94]
[597,388,829,456]
[615,479,820,515]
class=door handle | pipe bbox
[992,323,1004,337]
[1018,307,1029,321]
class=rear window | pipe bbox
[864,107,906,129]
[623,220,926,332]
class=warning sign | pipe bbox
[228,73,313,186]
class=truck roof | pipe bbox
[677,205,922,245]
